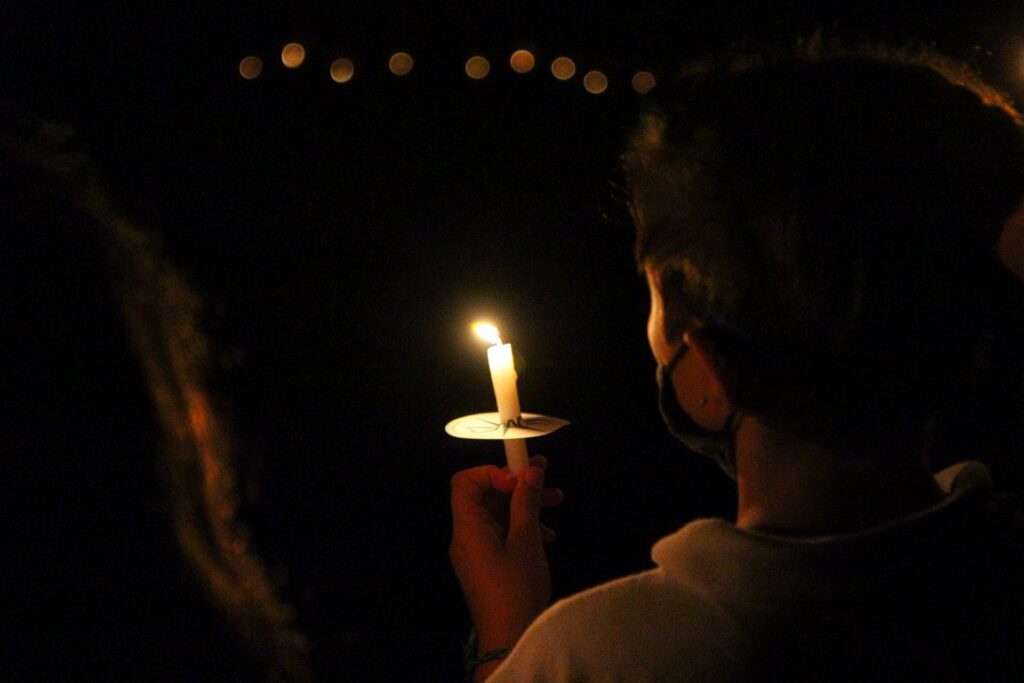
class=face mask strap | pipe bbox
[665,337,690,374]
[657,333,739,479]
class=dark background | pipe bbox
[4,2,1024,680]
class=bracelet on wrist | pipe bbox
[463,629,511,681]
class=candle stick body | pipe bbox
[503,439,528,475]
[486,343,521,423]
[486,342,528,473]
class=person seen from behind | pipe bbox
[450,42,1024,682]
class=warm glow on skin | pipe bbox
[632,71,656,94]
[510,49,536,74]
[550,56,576,80]
[281,43,306,68]
[465,55,491,80]
[473,323,502,346]
[330,58,355,83]
[239,56,263,80]
[389,52,414,75]
[583,70,609,94]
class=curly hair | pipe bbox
[2,110,310,681]
[626,42,1024,452]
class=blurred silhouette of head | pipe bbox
[1,111,309,680]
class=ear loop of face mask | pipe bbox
[656,338,744,479]
[652,267,750,478]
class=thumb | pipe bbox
[508,465,544,551]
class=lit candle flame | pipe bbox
[473,322,502,346]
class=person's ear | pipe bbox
[674,329,736,430]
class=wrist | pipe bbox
[469,603,538,652]
[475,630,517,655]
[464,629,512,682]
[472,658,504,682]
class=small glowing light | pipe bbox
[510,49,536,74]
[632,71,656,94]
[583,70,608,94]
[465,55,491,80]
[239,56,263,80]
[330,58,355,83]
[389,52,414,76]
[550,56,576,80]
[473,323,502,346]
[281,43,306,68]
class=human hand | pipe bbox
[449,455,564,659]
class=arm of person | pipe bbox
[449,455,563,682]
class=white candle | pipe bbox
[474,323,529,474]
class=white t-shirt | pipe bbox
[489,461,1024,682]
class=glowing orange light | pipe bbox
[632,71,656,94]
[550,56,576,80]
[473,323,502,346]
[281,43,306,68]
[239,56,263,80]
[389,52,414,76]
[583,70,608,94]
[510,49,535,74]
[465,55,491,80]
[330,58,355,83]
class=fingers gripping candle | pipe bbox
[473,323,529,474]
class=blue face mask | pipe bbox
[656,342,742,480]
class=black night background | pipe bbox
[4,2,1024,680]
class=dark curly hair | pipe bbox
[627,42,1024,453]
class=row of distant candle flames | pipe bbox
[239,43,658,95]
